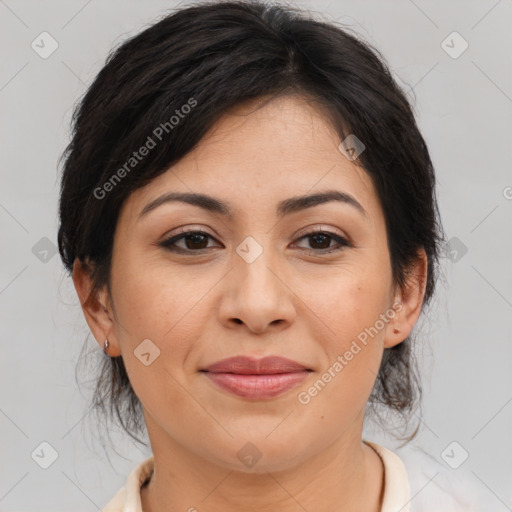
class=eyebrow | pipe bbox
[137,189,367,221]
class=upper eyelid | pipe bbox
[294,225,346,238]
[165,223,348,239]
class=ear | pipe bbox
[72,258,121,357]
[384,248,428,349]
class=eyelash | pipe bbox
[158,229,352,255]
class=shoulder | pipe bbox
[392,442,490,512]
[102,486,126,512]
[102,455,155,512]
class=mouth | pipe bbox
[200,355,312,400]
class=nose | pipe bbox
[217,250,296,334]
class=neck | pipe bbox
[140,422,384,512]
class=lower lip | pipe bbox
[203,371,310,399]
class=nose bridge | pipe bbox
[235,234,280,296]
[218,233,295,331]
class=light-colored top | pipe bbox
[101,440,488,511]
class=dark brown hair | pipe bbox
[58,0,445,448]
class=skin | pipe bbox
[73,94,427,512]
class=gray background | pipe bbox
[1,0,511,510]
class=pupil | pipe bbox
[186,233,207,249]
[311,234,330,249]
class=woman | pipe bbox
[57,1,484,510]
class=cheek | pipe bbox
[113,250,200,333]
[110,255,205,372]
[309,262,392,340]
[300,259,391,394]
[111,264,206,419]
[297,292,386,425]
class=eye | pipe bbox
[158,228,351,255]
[293,230,352,254]
[158,230,220,252]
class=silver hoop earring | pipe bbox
[103,338,110,355]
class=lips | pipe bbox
[202,355,309,374]
[200,356,311,399]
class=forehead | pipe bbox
[122,94,379,224]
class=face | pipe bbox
[76,94,425,474]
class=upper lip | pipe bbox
[201,356,310,374]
